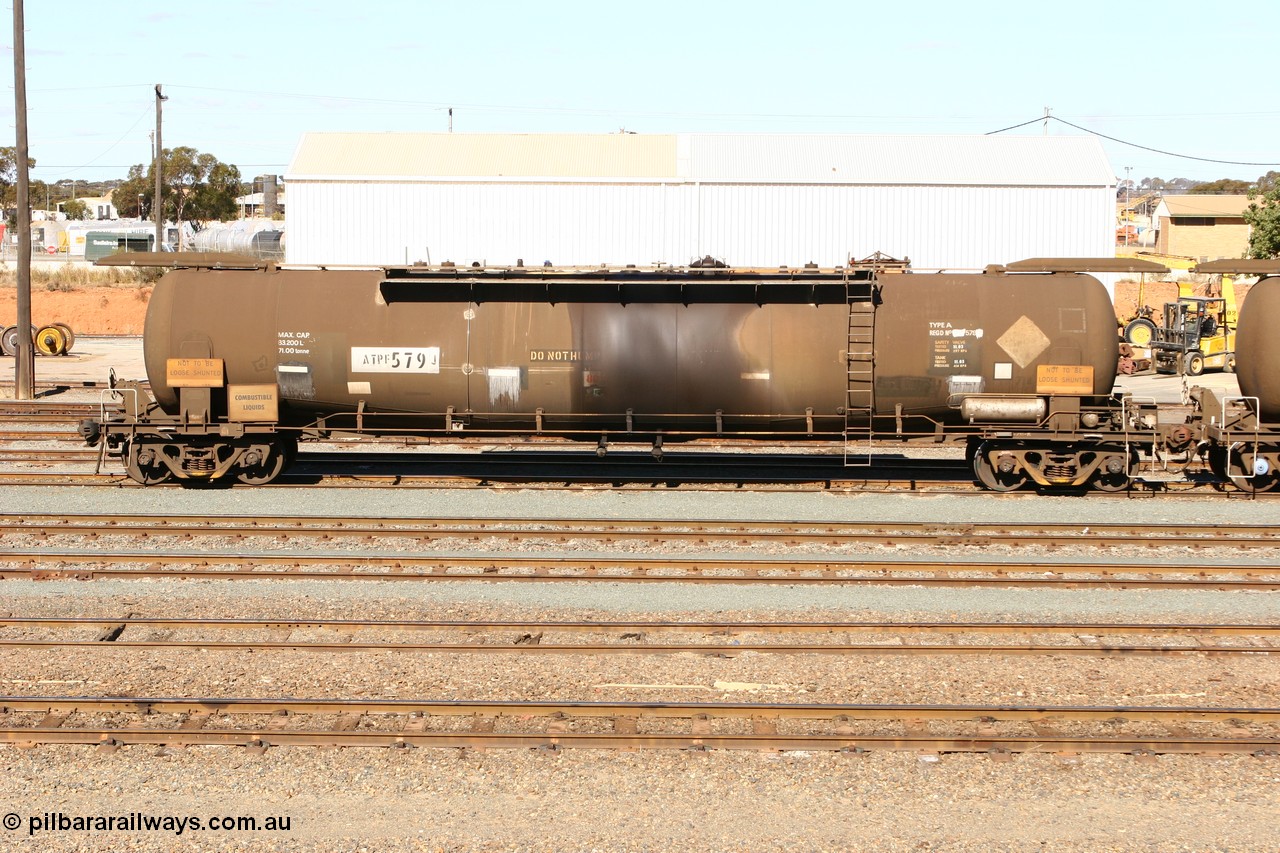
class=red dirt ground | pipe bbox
[0,286,151,336]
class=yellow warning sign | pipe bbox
[166,358,224,388]
[1036,365,1094,395]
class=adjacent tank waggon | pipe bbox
[90,254,1149,488]
[1195,259,1280,492]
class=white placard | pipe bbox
[351,346,440,374]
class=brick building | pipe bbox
[1152,194,1250,259]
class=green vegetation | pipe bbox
[61,199,90,220]
[1245,182,1280,259]
[113,147,243,225]
[1188,178,1254,195]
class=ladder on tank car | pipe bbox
[844,280,877,465]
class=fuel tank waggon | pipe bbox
[141,262,1118,434]
[1234,272,1280,420]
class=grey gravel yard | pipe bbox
[0,485,1277,851]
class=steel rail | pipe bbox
[0,403,99,412]
[0,450,98,461]
[0,467,971,491]
[0,548,1275,578]
[2,695,1275,721]
[4,728,1275,754]
[0,470,1247,496]
[2,558,1276,590]
[2,697,1276,753]
[0,472,938,491]
[3,640,1270,658]
[0,419,91,427]
[1,617,1274,657]
[4,616,1274,635]
[2,512,1279,549]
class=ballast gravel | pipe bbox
[0,484,1277,851]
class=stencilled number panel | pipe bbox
[350,346,441,374]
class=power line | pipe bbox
[983,117,1045,135]
[35,104,153,178]
[988,114,1280,167]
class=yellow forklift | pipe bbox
[1118,254,1196,346]
[1150,266,1238,376]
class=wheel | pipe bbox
[1091,451,1134,492]
[964,437,981,467]
[34,325,68,356]
[235,438,292,485]
[125,442,173,485]
[1123,318,1157,347]
[1223,354,1235,374]
[1183,352,1204,377]
[52,322,75,354]
[1230,445,1279,493]
[1205,446,1229,481]
[1214,444,1280,493]
[972,443,1027,492]
[1233,468,1280,493]
[1,325,34,356]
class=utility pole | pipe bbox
[1124,166,1132,247]
[12,0,34,399]
[1042,106,1051,136]
[154,84,167,251]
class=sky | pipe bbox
[4,0,1279,188]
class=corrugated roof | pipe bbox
[288,132,677,179]
[1160,194,1250,217]
[287,132,1114,187]
[679,134,1113,186]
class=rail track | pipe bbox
[3,549,1278,589]
[3,512,1280,549]
[2,696,1276,754]
[2,616,1274,657]
[2,511,1278,588]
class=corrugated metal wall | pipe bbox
[285,181,1113,271]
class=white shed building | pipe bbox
[283,132,1116,271]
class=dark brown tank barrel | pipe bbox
[142,264,1119,431]
[1235,275,1280,419]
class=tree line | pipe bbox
[1117,172,1280,197]
[1,146,243,226]
[1115,171,1280,259]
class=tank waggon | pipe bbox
[91,254,1140,488]
[1233,264,1280,420]
[1193,260,1280,492]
